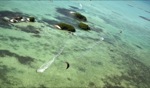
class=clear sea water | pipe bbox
[0,0,150,88]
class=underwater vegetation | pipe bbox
[56,23,76,32]
[0,64,22,87]
[78,66,86,72]
[78,22,90,31]
[73,12,87,22]
[0,35,28,42]
[16,25,40,34]
[45,7,92,33]
[39,84,47,88]
[88,81,96,88]
[106,49,150,88]
[0,49,34,65]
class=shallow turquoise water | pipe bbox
[0,0,150,88]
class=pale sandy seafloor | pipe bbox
[0,0,150,88]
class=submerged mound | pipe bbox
[73,12,87,22]
[56,23,76,32]
[78,22,90,31]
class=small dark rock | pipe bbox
[28,17,35,22]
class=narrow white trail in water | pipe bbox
[37,46,65,73]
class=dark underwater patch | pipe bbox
[39,84,47,88]
[134,44,142,49]
[55,16,77,26]
[144,10,150,14]
[105,51,150,88]
[0,35,8,42]
[16,25,40,34]
[0,35,28,42]
[78,67,86,72]
[0,50,16,57]
[56,8,87,21]
[31,34,41,38]
[0,49,34,65]
[9,36,28,42]
[88,81,96,88]
[67,77,72,81]
[0,64,22,87]
[0,19,12,29]
[56,8,74,17]
[17,56,34,65]
[139,16,150,21]
[0,11,27,17]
